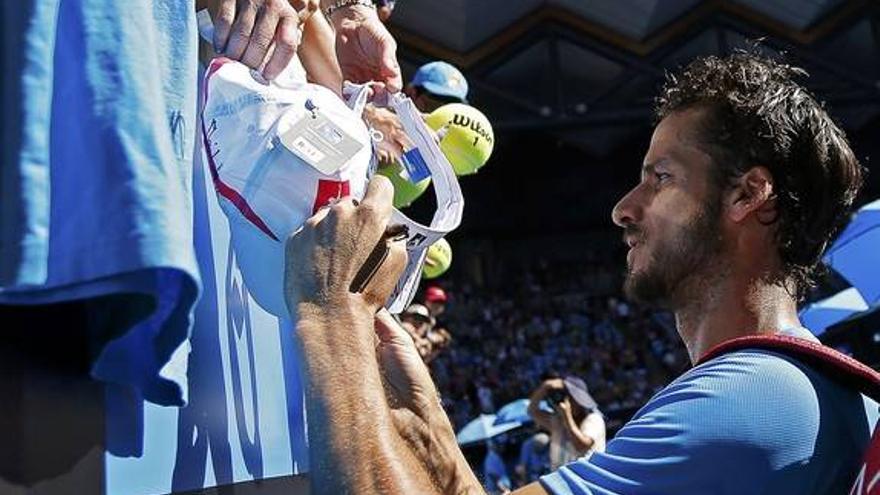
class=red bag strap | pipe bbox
[697,334,880,403]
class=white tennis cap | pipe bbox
[200,59,464,318]
[201,58,374,317]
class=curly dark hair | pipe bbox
[655,51,864,298]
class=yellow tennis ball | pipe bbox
[376,160,431,208]
[425,104,494,176]
[422,238,452,279]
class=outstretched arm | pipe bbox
[284,177,483,493]
[299,8,343,93]
[321,0,402,93]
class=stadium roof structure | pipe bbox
[391,0,880,158]
[391,0,880,236]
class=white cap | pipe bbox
[201,58,373,316]
[201,59,464,318]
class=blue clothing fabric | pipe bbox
[484,449,512,494]
[519,436,551,483]
[541,328,879,495]
[0,0,199,406]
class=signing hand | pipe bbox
[328,4,402,95]
[284,176,408,316]
[208,0,319,80]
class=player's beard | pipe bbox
[623,193,724,308]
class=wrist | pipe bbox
[324,1,375,23]
[294,295,374,351]
[295,293,369,321]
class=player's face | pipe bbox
[612,108,724,307]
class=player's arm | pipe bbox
[286,177,483,494]
[299,8,343,94]
[321,0,402,92]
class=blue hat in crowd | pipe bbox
[564,376,599,411]
[411,61,469,103]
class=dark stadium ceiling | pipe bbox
[390,0,880,158]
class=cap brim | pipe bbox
[564,378,598,410]
[227,209,288,317]
[419,81,467,103]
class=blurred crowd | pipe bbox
[398,254,692,490]
[426,257,690,431]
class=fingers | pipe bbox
[224,0,258,60]
[378,36,402,92]
[286,176,402,312]
[358,175,395,234]
[303,201,333,229]
[262,15,301,80]
[360,232,408,308]
[296,0,320,23]
[217,0,303,80]
[211,0,236,53]
[241,3,280,69]
[366,18,402,91]
[376,148,392,164]
[334,9,401,90]
[375,309,410,344]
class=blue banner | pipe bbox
[105,133,309,495]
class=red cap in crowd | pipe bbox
[425,286,447,303]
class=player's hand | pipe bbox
[363,106,412,164]
[329,4,402,95]
[284,176,408,316]
[374,308,484,493]
[375,309,438,413]
[208,0,319,80]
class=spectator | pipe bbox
[424,286,448,318]
[400,303,435,360]
[528,376,606,469]
[404,61,469,112]
[366,60,470,164]
[477,380,496,414]
[425,255,686,434]
[483,440,512,495]
[516,432,551,485]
